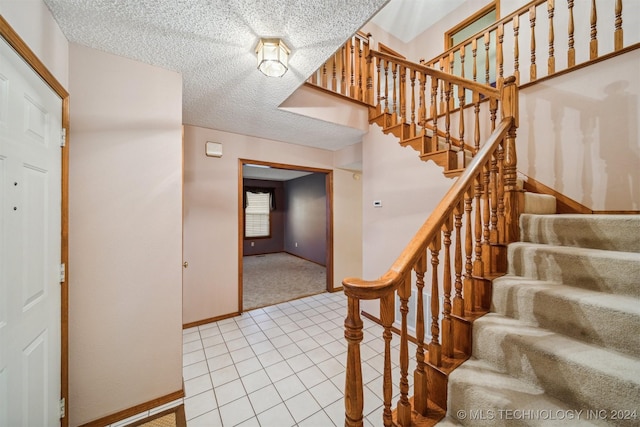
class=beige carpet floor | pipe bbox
[243,252,326,310]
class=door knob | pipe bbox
[183,261,189,268]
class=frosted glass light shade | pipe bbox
[256,38,290,77]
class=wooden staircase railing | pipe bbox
[423,0,636,87]
[365,50,502,175]
[343,77,520,427]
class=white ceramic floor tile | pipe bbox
[183,360,209,381]
[199,327,222,339]
[296,336,321,352]
[235,356,262,376]
[308,379,343,407]
[236,416,260,427]
[285,353,314,373]
[207,353,234,371]
[263,326,285,339]
[251,339,276,355]
[221,329,244,342]
[210,365,239,387]
[183,339,203,354]
[183,349,206,367]
[305,346,332,365]
[248,383,283,415]
[184,389,217,421]
[277,342,301,359]
[214,378,246,406]
[256,402,296,427]
[241,369,271,394]
[297,365,327,389]
[204,343,228,360]
[187,409,222,427]
[285,390,321,423]
[257,349,284,368]
[317,357,345,378]
[298,409,337,427]
[226,336,250,351]
[218,396,255,426]
[324,398,346,427]
[230,345,255,363]
[185,373,213,398]
[265,360,294,383]
[201,334,225,348]
[273,374,306,401]
[245,331,268,345]
[183,331,201,344]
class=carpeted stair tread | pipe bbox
[523,192,557,215]
[472,313,640,413]
[508,242,640,297]
[520,214,640,253]
[445,358,602,426]
[491,275,640,357]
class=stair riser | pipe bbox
[472,320,640,415]
[491,278,640,358]
[520,214,640,253]
[508,243,640,298]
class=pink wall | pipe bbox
[68,44,183,425]
[182,125,363,324]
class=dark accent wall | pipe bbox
[243,179,285,255]
[284,173,327,265]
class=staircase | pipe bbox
[442,214,640,426]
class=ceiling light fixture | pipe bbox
[255,38,290,77]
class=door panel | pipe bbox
[0,35,62,426]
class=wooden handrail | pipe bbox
[342,117,512,299]
[344,76,519,427]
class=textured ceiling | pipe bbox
[43,0,389,151]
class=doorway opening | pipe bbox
[238,159,334,312]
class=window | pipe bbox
[244,190,272,238]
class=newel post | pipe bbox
[500,76,520,243]
[344,294,364,427]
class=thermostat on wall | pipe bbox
[373,200,383,207]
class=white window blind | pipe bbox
[245,191,271,237]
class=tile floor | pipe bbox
[182,291,417,427]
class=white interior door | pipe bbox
[0,36,62,426]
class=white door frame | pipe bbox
[0,16,70,427]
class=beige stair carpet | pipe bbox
[442,214,640,426]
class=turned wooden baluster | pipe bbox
[345,296,364,427]
[501,76,520,243]
[463,187,474,313]
[397,271,412,426]
[321,61,328,89]
[497,141,506,243]
[590,0,598,60]
[365,51,373,105]
[331,53,337,92]
[429,233,442,367]
[355,39,362,101]
[444,81,452,149]
[418,71,426,132]
[473,168,484,277]
[458,86,466,166]
[430,77,439,152]
[383,60,390,115]
[568,0,576,67]
[472,38,478,82]
[530,6,537,81]
[614,0,623,51]
[400,65,407,125]
[490,150,500,244]
[380,293,395,427]
[548,0,556,75]
[413,252,428,416]
[349,38,356,98]
[459,45,466,79]
[473,92,481,155]
[341,45,347,96]
[358,38,365,101]
[483,31,490,85]
[440,58,447,113]
[453,201,465,317]
[410,69,417,138]
[392,62,398,125]
[482,156,491,254]
[513,14,520,84]
[497,23,504,87]
[442,218,454,358]
[376,57,382,114]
